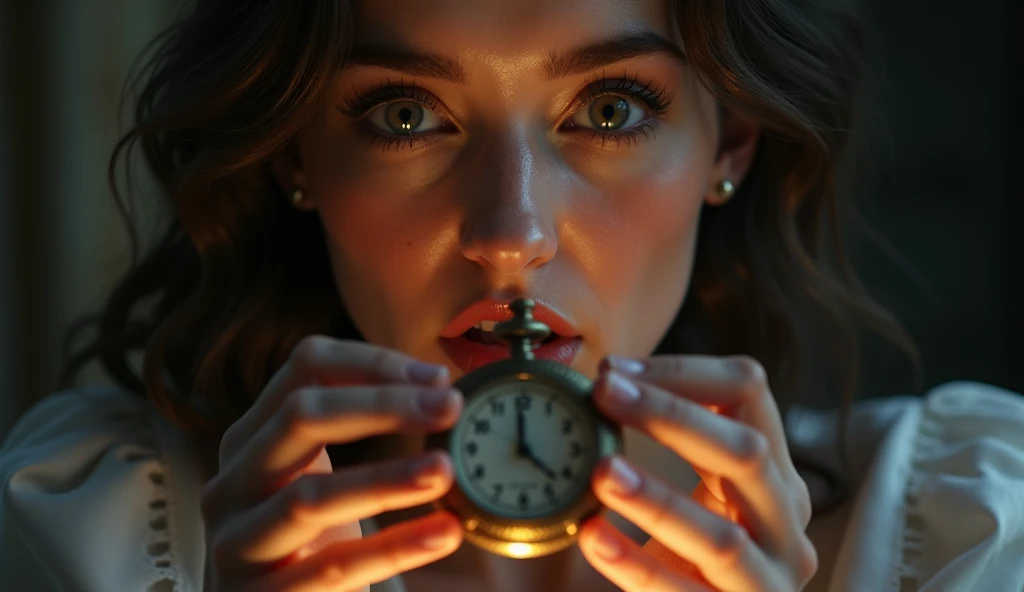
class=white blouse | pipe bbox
[1,381,1022,591]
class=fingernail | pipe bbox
[604,355,646,376]
[604,371,640,406]
[410,453,444,488]
[592,528,624,561]
[408,362,449,386]
[418,388,455,417]
[607,456,641,496]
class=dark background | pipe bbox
[2,1,1021,436]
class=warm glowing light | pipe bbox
[566,524,578,536]
[506,542,534,558]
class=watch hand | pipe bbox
[526,448,557,480]
[519,411,557,479]
[516,410,528,457]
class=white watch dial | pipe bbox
[452,380,599,519]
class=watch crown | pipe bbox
[493,298,551,360]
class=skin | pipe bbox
[267,0,818,590]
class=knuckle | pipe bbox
[736,428,772,472]
[632,556,659,589]
[289,335,335,373]
[729,355,768,395]
[284,474,326,525]
[375,383,414,415]
[313,559,350,587]
[281,386,323,429]
[369,346,404,378]
[710,522,753,568]
[794,476,814,527]
[643,478,676,527]
[219,423,241,462]
[659,355,690,378]
[383,535,406,573]
[664,392,697,428]
[796,536,820,582]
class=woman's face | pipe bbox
[278,0,759,380]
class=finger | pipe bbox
[602,355,790,472]
[594,370,800,552]
[607,355,812,529]
[224,336,451,459]
[721,478,819,588]
[249,511,463,592]
[218,384,461,506]
[211,452,454,574]
[578,516,716,592]
[592,455,786,592]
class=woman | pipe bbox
[2,1,1022,590]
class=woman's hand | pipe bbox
[200,336,465,592]
[578,355,818,591]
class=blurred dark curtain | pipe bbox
[850,0,1024,400]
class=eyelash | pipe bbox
[337,71,674,153]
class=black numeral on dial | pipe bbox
[518,491,530,509]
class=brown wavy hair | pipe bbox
[60,0,919,512]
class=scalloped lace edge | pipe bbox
[125,435,182,591]
[891,408,945,592]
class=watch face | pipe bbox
[451,378,599,520]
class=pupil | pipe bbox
[387,102,422,133]
[592,97,629,129]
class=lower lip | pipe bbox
[439,335,583,374]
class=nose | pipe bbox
[459,131,558,275]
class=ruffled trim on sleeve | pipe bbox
[893,381,1024,591]
[0,385,196,591]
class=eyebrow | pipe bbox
[345,31,686,84]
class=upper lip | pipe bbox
[440,296,581,339]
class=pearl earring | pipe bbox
[708,179,736,206]
[290,188,308,209]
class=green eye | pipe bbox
[367,99,444,135]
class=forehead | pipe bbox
[351,0,675,61]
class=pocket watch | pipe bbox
[427,298,622,559]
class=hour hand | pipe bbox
[526,450,557,480]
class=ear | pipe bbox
[270,142,316,212]
[706,107,761,203]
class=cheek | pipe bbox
[569,135,709,358]
[300,132,456,351]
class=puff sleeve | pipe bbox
[828,382,1024,591]
[0,386,204,591]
